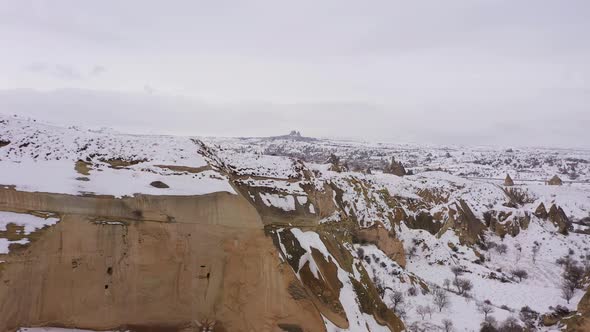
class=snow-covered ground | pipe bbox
[209,135,590,183]
[0,115,235,197]
[385,220,588,331]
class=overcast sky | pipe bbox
[1,1,589,148]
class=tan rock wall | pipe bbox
[0,189,325,332]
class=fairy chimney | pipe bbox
[504,174,514,186]
[384,157,407,177]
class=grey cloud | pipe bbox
[25,63,107,80]
[1,1,589,148]
[24,62,81,80]
[53,64,82,80]
[90,65,106,76]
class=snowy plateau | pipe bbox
[1,114,590,332]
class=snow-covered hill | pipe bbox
[0,114,234,197]
[1,116,590,332]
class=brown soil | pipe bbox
[100,158,147,169]
[75,160,92,176]
[155,165,212,174]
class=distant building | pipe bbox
[548,175,563,186]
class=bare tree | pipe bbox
[511,269,528,282]
[407,247,417,260]
[519,306,539,330]
[408,322,420,332]
[442,319,454,332]
[375,280,386,298]
[433,287,450,312]
[477,301,495,319]
[561,280,575,304]
[425,305,433,318]
[451,266,463,280]
[356,247,365,258]
[495,243,508,254]
[481,315,498,331]
[389,291,404,312]
[443,278,451,291]
[532,243,541,265]
[453,278,473,295]
[557,255,576,269]
[416,305,428,320]
[499,316,522,331]
[395,305,407,320]
[563,263,584,289]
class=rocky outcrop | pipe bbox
[534,202,548,219]
[405,212,443,235]
[548,204,571,234]
[444,200,487,245]
[0,174,405,332]
[355,223,406,268]
[383,157,406,177]
[270,227,404,332]
[327,154,346,173]
[0,189,327,332]
[484,210,530,238]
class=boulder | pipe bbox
[150,181,170,189]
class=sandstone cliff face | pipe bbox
[0,189,327,332]
[355,223,406,268]
[0,178,405,332]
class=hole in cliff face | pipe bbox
[107,267,113,275]
[277,324,304,332]
[132,209,143,219]
[104,284,109,289]
[200,265,206,268]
